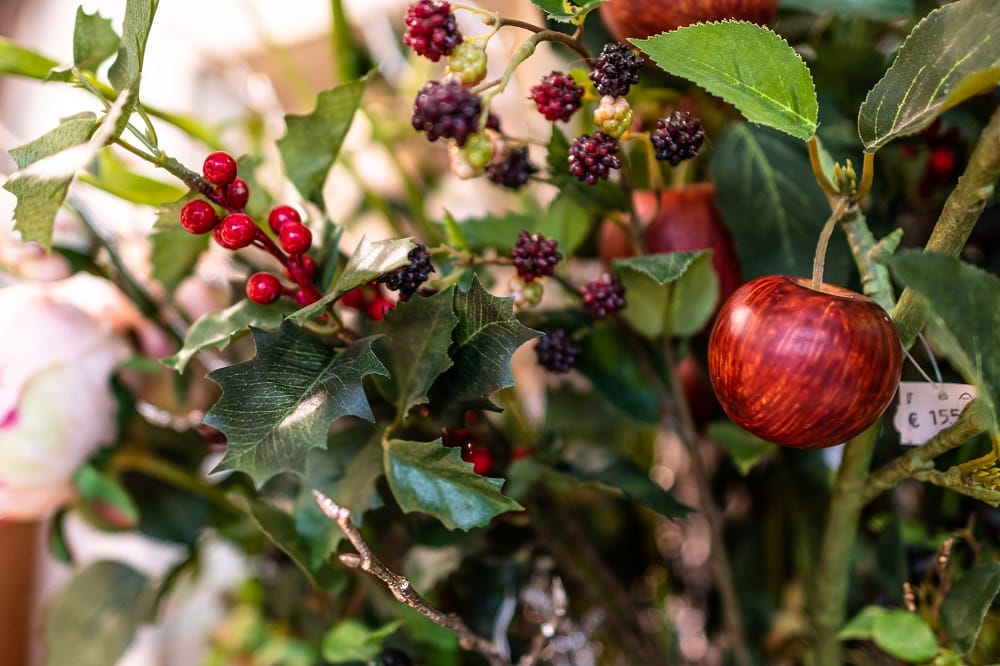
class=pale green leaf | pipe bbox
[82,149,186,205]
[322,620,402,663]
[858,0,1000,152]
[612,251,716,338]
[838,605,886,640]
[162,300,286,373]
[632,21,818,140]
[149,193,211,293]
[941,562,1000,654]
[872,610,937,662]
[8,116,97,168]
[0,36,58,79]
[780,0,913,20]
[73,7,120,70]
[3,175,71,251]
[107,0,157,136]
[708,421,779,476]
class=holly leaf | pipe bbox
[377,288,458,414]
[149,192,212,293]
[45,561,149,666]
[428,276,540,422]
[613,251,717,338]
[107,0,156,137]
[941,561,1000,654]
[0,36,58,79]
[277,77,367,207]
[3,176,72,251]
[858,0,1000,152]
[384,438,523,530]
[73,7,120,71]
[289,236,415,323]
[530,0,606,24]
[632,21,818,141]
[162,300,287,373]
[712,123,850,283]
[886,251,1000,433]
[205,322,388,487]
[322,619,402,663]
[8,116,97,168]
[780,0,912,20]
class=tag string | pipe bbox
[917,332,944,384]
[901,337,948,399]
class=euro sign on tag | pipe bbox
[893,381,978,445]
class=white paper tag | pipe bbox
[893,381,978,445]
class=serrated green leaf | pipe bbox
[530,0,606,24]
[8,116,97,168]
[277,78,366,206]
[162,300,286,373]
[536,193,591,256]
[384,438,522,530]
[838,605,886,640]
[377,288,458,414]
[941,562,1000,654]
[246,496,344,590]
[576,321,660,423]
[289,236,415,323]
[559,451,691,519]
[712,123,850,282]
[205,323,388,487]
[81,149,186,205]
[872,610,937,662]
[886,251,1000,433]
[107,0,156,136]
[322,619,402,663]
[45,561,149,666]
[708,421,779,476]
[73,7,120,71]
[780,0,913,20]
[149,193,211,292]
[428,276,540,421]
[633,22,818,140]
[859,0,1000,152]
[614,251,707,285]
[3,175,71,251]
[0,36,58,79]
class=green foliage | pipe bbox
[576,322,660,424]
[8,116,97,168]
[780,0,913,20]
[73,464,140,530]
[107,0,157,136]
[708,422,779,476]
[72,7,120,71]
[149,193,212,293]
[84,149,186,204]
[0,35,57,79]
[384,438,523,530]
[613,251,718,338]
[205,323,388,487]
[558,452,691,519]
[941,562,1000,655]
[2,175,71,251]
[633,22,818,141]
[840,606,938,662]
[246,497,345,590]
[531,0,606,24]
[163,300,287,373]
[858,0,1000,152]
[322,620,402,663]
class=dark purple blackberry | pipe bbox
[411,80,483,146]
[589,43,643,97]
[580,273,626,318]
[511,230,561,282]
[403,0,462,62]
[535,329,581,373]
[568,132,621,184]
[651,111,706,166]
[486,147,537,190]
[377,244,435,301]
[530,71,585,122]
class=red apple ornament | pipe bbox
[600,0,778,42]
[707,275,902,448]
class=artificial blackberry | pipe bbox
[593,95,633,139]
[589,42,643,97]
[580,273,626,318]
[651,111,706,166]
[446,41,487,86]
[568,132,621,184]
[534,329,581,374]
[377,244,435,301]
[511,230,561,282]
[411,80,483,146]
[530,71,584,122]
[403,0,462,62]
[486,147,537,190]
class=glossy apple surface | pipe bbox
[707,275,903,448]
[600,0,778,42]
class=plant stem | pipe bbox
[111,450,242,515]
[496,18,593,61]
[807,137,838,197]
[810,198,849,290]
[840,206,896,311]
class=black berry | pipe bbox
[530,71,584,122]
[246,273,282,304]
[486,147,537,190]
[580,273,626,318]
[180,200,218,234]
[377,244,434,301]
[411,79,483,147]
[535,329,581,373]
[202,151,238,186]
[511,230,561,282]
[568,132,621,184]
[650,111,706,166]
[589,42,643,97]
[403,0,462,62]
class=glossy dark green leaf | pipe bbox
[73,7,120,70]
[384,438,523,530]
[107,0,156,136]
[858,0,1000,152]
[872,610,937,662]
[162,299,286,373]
[45,561,149,666]
[560,451,691,519]
[886,251,1000,432]
[633,22,818,140]
[780,0,912,20]
[708,421,779,476]
[0,36,58,79]
[205,323,388,487]
[575,321,660,424]
[8,116,97,168]
[941,561,1000,654]
[712,123,850,283]
[377,288,458,414]
[277,78,366,206]
[246,497,344,590]
[3,175,72,251]
[428,276,540,421]
[322,619,401,663]
[149,193,211,293]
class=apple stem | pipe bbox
[810,198,850,290]
[807,137,839,197]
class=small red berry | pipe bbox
[366,294,394,321]
[928,147,957,175]
[285,254,317,281]
[225,178,250,209]
[215,213,257,249]
[339,286,367,308]
[203,151,238,186]
[246,272,282,304]
[179,200,218,234]
[462,446,493,476]
[279,222,312,255]
[268,205,301,234]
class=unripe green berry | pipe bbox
[449,132,493,179]
[446,42,488,86]
[593,95,633,139]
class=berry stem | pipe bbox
[807,136,839,198]
[494,17,593,61]
[809,197,849,290]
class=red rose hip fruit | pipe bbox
[707,275,902,448]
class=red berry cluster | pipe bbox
[403,0,462,62]
[511,231,561,282]
[650,111,705,166]
[580,273,626,319]
[530,71,585,123]
[568,132,621,184]
[338,284,396,321]
[178,151,320,307]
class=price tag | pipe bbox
[893,381,978,445]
